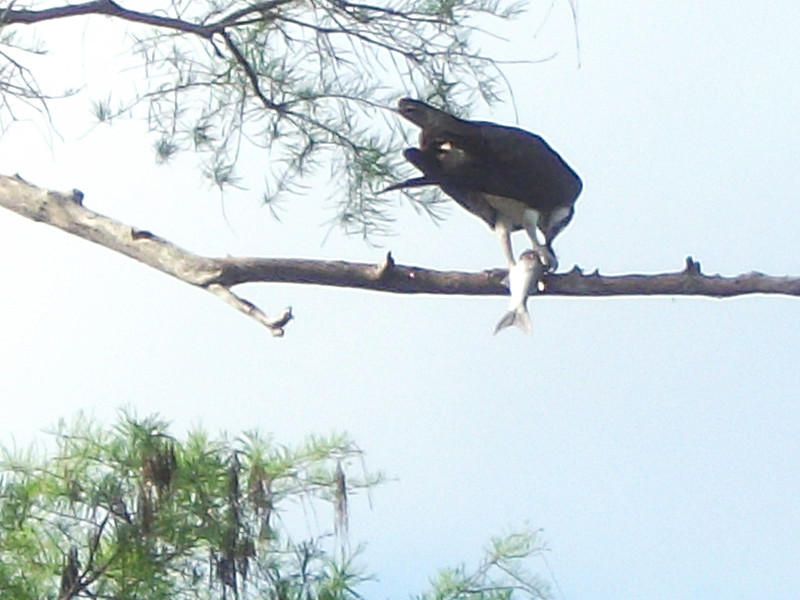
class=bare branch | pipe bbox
[206,284,293,336]
[4,174,795,337]
[212,254,800,298]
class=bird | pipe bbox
[494,249,544,334]
[385,98,582,270]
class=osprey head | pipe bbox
[396,98,434,128]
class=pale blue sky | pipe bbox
[1,2,799,600]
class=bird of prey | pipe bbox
[385,98,582,269]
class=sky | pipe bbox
[1,2,799,600]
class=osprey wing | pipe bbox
[395,147,499,228]
[396,99,582,212]
[436,120,582,212]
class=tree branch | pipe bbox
[0,0,525,242]
[2,174,798,336]
[2,0,213,37]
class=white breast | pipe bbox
[483,194,529,228]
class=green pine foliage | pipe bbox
[0,0,528,241]
[0,412,552,600]
[0,412,376,600]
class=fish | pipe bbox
[494,249,544,334]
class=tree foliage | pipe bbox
[0,412,553,600]
[0,0,526,239]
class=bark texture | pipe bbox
[2,174,797,335]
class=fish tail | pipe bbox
[493,306,532,335]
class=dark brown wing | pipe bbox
[383,147,499,228]
[380,176,436,194]
[396,98,582,213]
[457,121,582,211]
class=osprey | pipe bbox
[385,98,582,269]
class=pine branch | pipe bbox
[0,0,522,241]
[2,1,218,36]
[2,174,798,336]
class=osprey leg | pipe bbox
[495,217,516,267]
[522,208,557,271]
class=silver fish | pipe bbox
[494,249,544,334]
